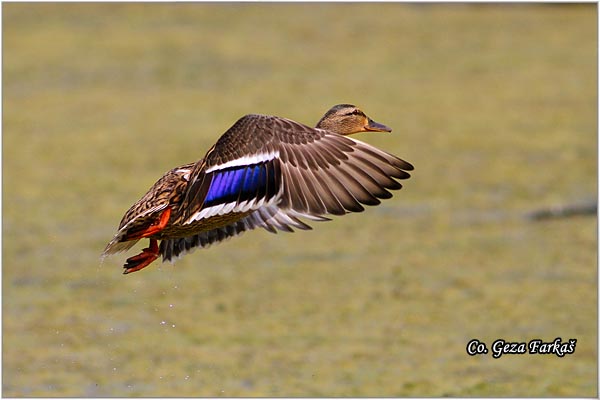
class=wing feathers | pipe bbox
[186,160,282,223]
[159,206,325,261]
[183,114,412,225]
[276,134,413,216]
[166,114,412,262]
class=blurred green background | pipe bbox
[3,3,597,397]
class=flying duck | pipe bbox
[103,104,414,274]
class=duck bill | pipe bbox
[365,118,392,132]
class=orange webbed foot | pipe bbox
[123,239,160,274]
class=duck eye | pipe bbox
[345,110,363,117]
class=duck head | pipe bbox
[315,104,392,135]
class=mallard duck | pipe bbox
[103,104,413,274]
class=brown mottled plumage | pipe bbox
[102,104,413,274]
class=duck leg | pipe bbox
[123,238,159,274]
[125,207,172,240]
[122,207,172,274]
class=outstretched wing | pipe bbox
[179,114,413,226]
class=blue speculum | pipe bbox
[204,162,276,207]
